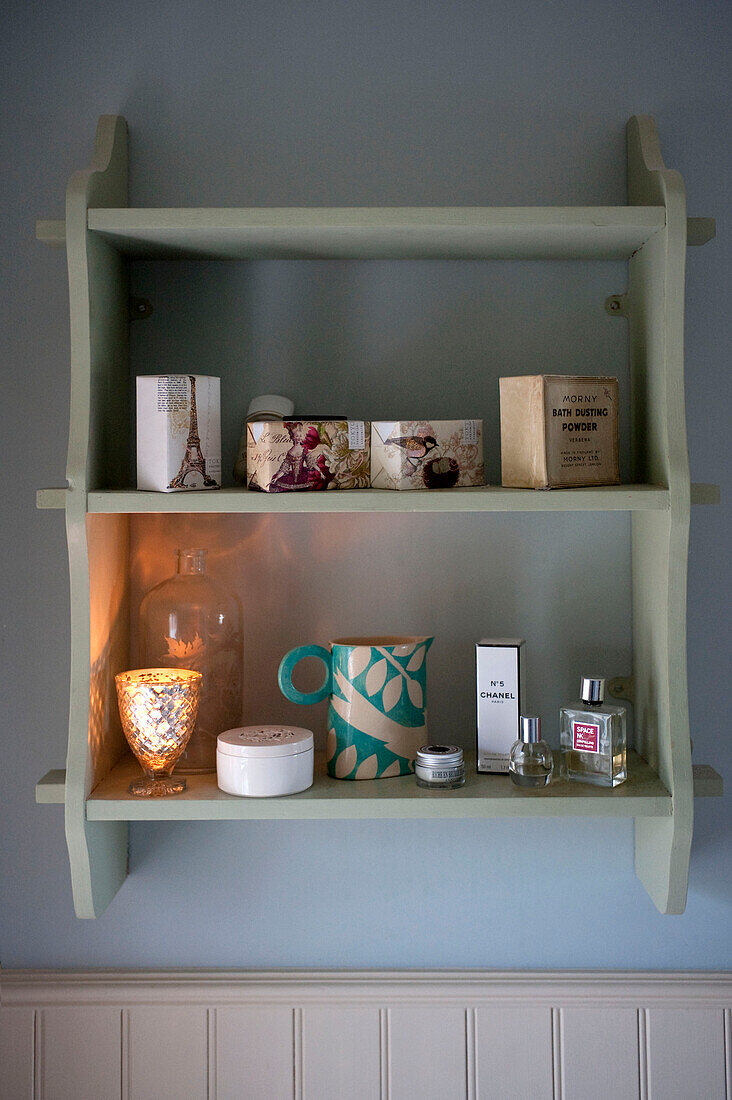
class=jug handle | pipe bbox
[278,645,332,705]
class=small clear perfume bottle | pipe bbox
[560,677,627,787]
[508,715,554,789]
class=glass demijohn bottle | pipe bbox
[139,548,243,773]
[509,715,554,788]
[560,677,627,787]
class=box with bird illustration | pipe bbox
[370,420,484,490]
[246,419,370,491]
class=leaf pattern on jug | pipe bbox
[406,646,426,672]
[407,678,423,709]
[355,754,379,780]
[382,674,403,713]
[335,744,357,778]
[349,648,371,678]
[365,658,388,696]
[392,642,417,658]
[381,759,402,778]
[326,728,337,761]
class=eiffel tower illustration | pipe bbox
[168,376,219,489]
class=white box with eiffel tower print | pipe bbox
[136,374,221,492]
[370,420,484,490]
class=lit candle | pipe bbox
[115,668,202,797]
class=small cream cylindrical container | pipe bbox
[216,725,314,797]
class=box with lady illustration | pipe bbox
[246,419,370,492]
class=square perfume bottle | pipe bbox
[560,677,627,787]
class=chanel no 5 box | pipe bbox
[136,374,221,492]
[499,375,619,489]
[476,639,525,773]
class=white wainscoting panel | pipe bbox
[388,1005,468,1100]
[0,1007,34,1100]
[216,1006,294,1100]
[127,1005,208,1100]
[475,1004,553,1099]
[1,970,730,1100]
[645,1008,727,1100]
[42,1006,122,1100]
[302,1006,382,1100]
[560,1007,640,1100]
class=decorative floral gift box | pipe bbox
[370,420,484,490]
[246,420,370,492]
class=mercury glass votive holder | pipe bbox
[115,668,202,796]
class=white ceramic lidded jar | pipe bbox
[216,725,314,797]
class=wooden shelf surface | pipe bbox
[71,750,676,820]
[37,484,722,514]
[87,206,666,261]
[35,756,723,818]
[78,484,669,514]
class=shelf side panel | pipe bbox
[65,512,131,917]
[64,116,131,917]
[632,511,692,914]
[627,116,692,914]
[66,115,129,494]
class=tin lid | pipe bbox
[415,744,464,768]
[246,395,295,421]
[217,725,314,758]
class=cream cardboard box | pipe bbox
[247,420,370,492]
[499,375,619,489]
[476,639,525,773]
[371,420,484,490]
[136,374,221,492]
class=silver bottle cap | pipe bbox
[416,745,464,768]
[520,715,541,743]
[580,678,605,705]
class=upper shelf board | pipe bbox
[37,485,719,514]
[85,207,667,261]
[52,484,673,514]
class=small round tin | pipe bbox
[415,745,465,789]
[216,725,314,797]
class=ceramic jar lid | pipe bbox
[217,725,314,759]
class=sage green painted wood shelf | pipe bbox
[35,753,723,819]
[35,113,720,918]
[37,483,722,513]
[41,484,672,513]
[84,206,667,260]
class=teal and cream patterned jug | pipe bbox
[278,636,434,780]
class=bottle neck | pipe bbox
[176,548,207,575]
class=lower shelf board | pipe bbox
[62,749,680,820]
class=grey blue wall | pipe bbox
[1,0,729,967]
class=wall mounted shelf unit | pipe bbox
[36,115,720,917]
